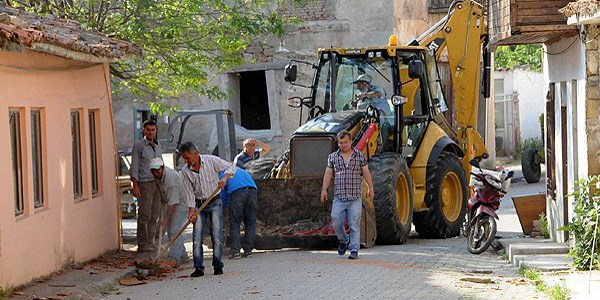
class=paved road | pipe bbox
[114,165,545,300]
[113,237,541,299]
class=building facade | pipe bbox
[0,6,139,286]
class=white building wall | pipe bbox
[514,68,545,140]
[543,36,586,243]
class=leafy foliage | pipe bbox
[516,137,543,160]
[495,44,543,72]
[562,175,600,271]
[539,212,550,239]
[6,0,303,106]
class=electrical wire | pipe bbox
[542,30,600,56]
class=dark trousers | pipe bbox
[228,188,258,255]
[137,181,161,248]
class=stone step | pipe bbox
[513,254,572,272]
[508,242,569,262]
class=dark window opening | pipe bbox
[31,109,44,208]
[10,109,24,216]
[71,110,83,199]
[239,71,271,130]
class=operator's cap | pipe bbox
[149,157,164,170]
[353,74,372,84]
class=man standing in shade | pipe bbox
[179,141,235,277]
[234,138,271,169]
[320,130,374,260]
[150,157,189,265]
[220,168,258,259]
[130,119,162,252]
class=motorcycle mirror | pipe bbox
[506,170,514,180]
[469,158,480,169]
[284,64,298,82]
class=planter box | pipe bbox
[512,193,547,235]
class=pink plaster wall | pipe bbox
[0,49,119,287]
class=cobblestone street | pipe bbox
[112,237,541,299]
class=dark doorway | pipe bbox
[240,71,271,130]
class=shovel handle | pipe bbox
[155,187,221,260]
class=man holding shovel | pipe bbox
[149,157,189,265]
[179,141,236,277]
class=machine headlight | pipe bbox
[484,174,503,190]
[287,97,302,108]
[392,95,408,106]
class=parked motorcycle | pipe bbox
[465,159,514,254]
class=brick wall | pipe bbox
[280,0,333,21]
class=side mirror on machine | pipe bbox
[284,64,298,82]
[287,96,311,108]
[408,59,424,79]
[469,158,480,169]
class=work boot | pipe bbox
[214,268,223,275]
[190,268,204,277]
[337,241,349,256]
[348,251,358,260]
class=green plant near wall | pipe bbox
[495,44,543,71]
[539,212,550,239]
[516,137,544,160]
[562,175,600,270]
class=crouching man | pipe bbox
[149,157,189,264]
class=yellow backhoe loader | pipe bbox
[243,0,491,249]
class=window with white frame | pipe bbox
[10,109,24,216]
[71,109,83,199]
[31,108,45,208]
[89,109,100,195]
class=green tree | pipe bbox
[6,0,301,111]
[494,44,543,72]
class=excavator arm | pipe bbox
[415,0,489,162]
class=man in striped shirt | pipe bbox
[179,141,236,277]
[320,130,374,260]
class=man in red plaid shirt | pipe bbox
[320,130,374,259]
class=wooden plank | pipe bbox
[517,25,577,32]
[516,1,570,10]
[518,7,569,16]
[516,15,569,25]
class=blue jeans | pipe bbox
[167,204,189,262]
[331,198,362,252]
[228,188,258,255]
[193,198,224,270]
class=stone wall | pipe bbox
[585,25,600,177]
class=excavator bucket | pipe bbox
[254,178,338,249]
[253,178,376,250]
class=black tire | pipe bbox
[245,158,277,179]
[522,148,541,183]
[368,153,414,244]
[414,151,468,238]
[467,215,497,254]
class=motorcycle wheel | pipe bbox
[467,215,497,254]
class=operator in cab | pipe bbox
[352,74,392,121]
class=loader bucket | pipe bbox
[253,178,338,250]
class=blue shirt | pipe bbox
[219,168,257,208]
[233,150,260,169]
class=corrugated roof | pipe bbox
[561,0,600,18]
[0,6,141,63]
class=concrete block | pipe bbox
[513,254,572,272]
[508,243,569,262]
